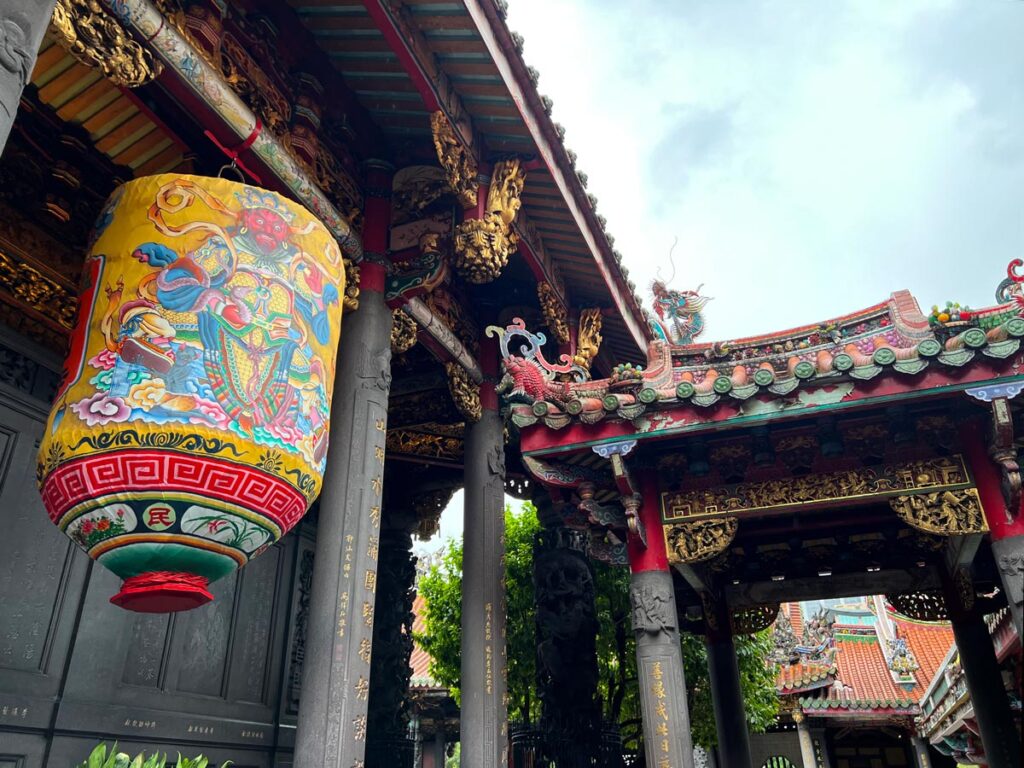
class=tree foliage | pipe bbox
[416,503,779,749]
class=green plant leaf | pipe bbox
[84,743,107,768]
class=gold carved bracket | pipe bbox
[430,111,478,209]
[390,308,417,355]
[452,159,525,284]
[665,517,738,565]
[445,361,481,423]
[51,0,163,88]
[536,281,569,345]
[890,489,988,536]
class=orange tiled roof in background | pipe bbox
[409,594,437,689]
[800,619,953,714]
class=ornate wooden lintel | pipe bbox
[662,455,974,523]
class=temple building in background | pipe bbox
[0,2,1020,768]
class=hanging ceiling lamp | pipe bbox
[37,174,345,612]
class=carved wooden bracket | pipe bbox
[51,0,163,87]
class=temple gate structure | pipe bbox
[0,2,1020,768]
[504,271,1024,768]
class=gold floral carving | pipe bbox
[430,111,478,209]
[890,489,987,536]
[536,281,569,344]
[51,0,163,88]
[452,159,525,284]
[663,456,973,522]
[0,250,77,331]
[446,361,482,423]
[390,308,418,355]
[342,258,360,313]
[574,308,603,372]
[664,517,738,565]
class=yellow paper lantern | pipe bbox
[37,175,344,612]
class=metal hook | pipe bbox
[217,159,246,183]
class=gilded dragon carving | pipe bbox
[574,308,603,372]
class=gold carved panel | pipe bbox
[662,455,973,522]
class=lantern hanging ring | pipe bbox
[218,159,246,183]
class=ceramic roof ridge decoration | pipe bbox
[36,174,345,613]
[498,261,1024,432]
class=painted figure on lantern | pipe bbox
[38,175,345,612]
[80,182,338,469]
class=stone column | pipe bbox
[628,470,695,768]
[942,568,1022,768]
[365,525,417,766]
[961,419,1024,637]
[460,332,507,767]
[293,162,394,768]
[910,735,933,768]
[0,1,56,153]
[793,713,816,768]
[704,596,753,768]
[534,527,601,745]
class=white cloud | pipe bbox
[506,0,1024,340]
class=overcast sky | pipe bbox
[419,0,1024,555]
[507,0,1023,341]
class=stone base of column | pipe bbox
[992,534,1024,637]
[630,570,695,768]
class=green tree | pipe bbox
[416,503,779,749]
[415,503,541,720]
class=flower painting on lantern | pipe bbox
[38,175,345,612]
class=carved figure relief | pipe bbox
[533,533,601,737]
[664,517,738,564]
[630,580,676,636]
[890,489,987,536]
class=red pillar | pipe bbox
[961,420,1024,636]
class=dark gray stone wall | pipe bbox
[0,1,56,152]
[0,332,302,767]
